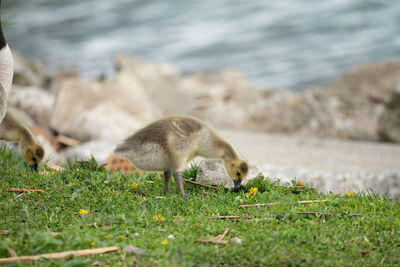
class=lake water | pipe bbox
[4,0,400,90]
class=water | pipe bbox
[3,0,400,90]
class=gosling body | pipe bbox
[115,116,248,197]
[0,109,44,169]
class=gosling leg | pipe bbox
[173,172,186,198]
[164,171,172,193]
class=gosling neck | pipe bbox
[221,141,239,165]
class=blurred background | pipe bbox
[4,0,400,90]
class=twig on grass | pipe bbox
[239,199,328,208]
[209,215,253,220]
[183,179,220,191]
[46,163,65,171]
[295,211,363,217]
[7,188,44,193]
[197,228,230,245]
[0,246,119,264]
[6,247,17,257]
[88,222,125,228]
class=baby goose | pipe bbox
[0,109,44,170]
[115,116,248,197]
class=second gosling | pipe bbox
[0,109,44,170]
[114,116,248,197]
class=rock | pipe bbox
[104,154,138,174]
[115,55,186,115]
[188,59,400,142]
[12,53,48,88]
[50,73,159,142]
[73,104,144,142]
[378,86,400,143]
[195,158,261,189]
[61,140,115,164]
[123,245,146,256]
[8,86,54,127]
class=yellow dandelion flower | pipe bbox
[159,217,166,222]
[90,242,96,249]
[131,182,139,189]
[245,187,258,197]
[298,182,304,186]
[153,215,159,221]
[344,192,357,197]
[105,234,112,239]
[79,209,89,215]
[118,235,126,239]
[162,239,168,245]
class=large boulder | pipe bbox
[189,59,400,141]
[115,55,187,115]
[8,86,54,127]
[50,72,160,142]
[378,86,400,143]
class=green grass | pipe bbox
[1,149,399,266]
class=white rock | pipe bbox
[8,86,54,127]
[73,104,144,142]
[195,158,261,189]
[50,74,159,142]
[61,140,115,164]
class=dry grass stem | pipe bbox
[46,163,65,171]
[0,246,119,264]
[7,188,44,193]
[209,215,252,220]
[295,211,363,217]
[239,199,328,208]
[183,179,220,191]
[197,228,230,245]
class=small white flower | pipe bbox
[167,234,175,239]
[133,233,140,237]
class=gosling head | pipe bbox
[226,158,248,192]
[19,141,45,171]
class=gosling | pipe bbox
[0,109,44,170]
[114,116,248,197]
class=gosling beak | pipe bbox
[232,179,242,192]
[30,164,38,171]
